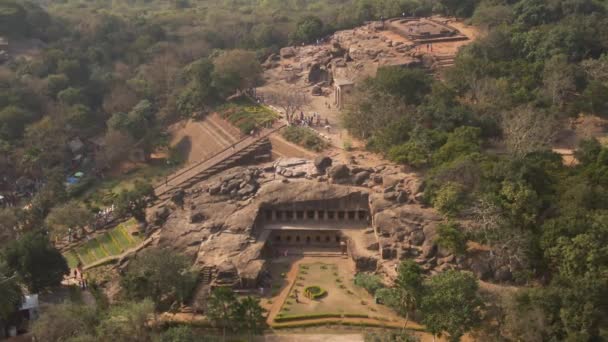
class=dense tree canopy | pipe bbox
[3,232,68,293]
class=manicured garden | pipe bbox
[218,96,279,134]
[275,262,379,322]
[64,219,143,268]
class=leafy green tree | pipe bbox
[432,127,481,165]
[439,0,477,17]
[432,182,467,217]
[157,326,196,342]
[0,259,22,322]
[207,287,239,342]
[32,302,99,342]
[574,138,602,166]
[472,4,513,29]
[212,50,262,97]
[120,249,196,310]
[498,180,540,229]
[420,271,483,342]
[354,272,385,295]
[580,80,608,116]
[0,208,21,248]
[46,74,70,98]
[371,67,432,106]
[0,106,36,141]
[436,221,467,256]
[114,180,155,223]
[390,261,424,328]
[58,87,87,106]
[96,300,155,342]
[3,232,68,292]
[236,296,266,341]
[45,202,93,239]
[291,15,324,43]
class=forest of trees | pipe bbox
[1,0,607,341]
[342,0,608,340]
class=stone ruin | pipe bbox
[144,156,482,296]
[263,17,468,109]
[384,17,468,43]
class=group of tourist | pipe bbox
[72,267,89,290]
[293,111,330,130]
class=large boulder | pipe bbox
[409,230,425,246]
[354,255,377,272]
[328,164,350,179]
[353,171,371,185]
[190,212,206,224]
[421,241,437,259]
[467,257,493,280]
[314,156,333,173]
[280,47,296,59]
[494,266,513,282]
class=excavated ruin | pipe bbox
[145,156,461,296]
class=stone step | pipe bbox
[198,120,232,149]
[206,116,240,144]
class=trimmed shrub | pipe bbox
[354,273,384,295]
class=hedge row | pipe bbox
[274,313,369,323]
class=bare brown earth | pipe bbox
[169,113,243,165]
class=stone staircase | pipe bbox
[433,54,455,69]
[201,265,217,286]
[156,137,272,202]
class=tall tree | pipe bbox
[45,202,93,239]
[236,296,266,341]
[212,50,262,98]
[0,259,22,322]
[3,232,69,293]
[420,271,483,342]
[97,300,155,342]
[206,287,239,342]
[32,302,99,342]
[394,261,423,328]
[114,180,155,223]
[266,89,311,123]
[120,249,196,310]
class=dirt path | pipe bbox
[269,134,317,159]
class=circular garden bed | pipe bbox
[304,285,327,299]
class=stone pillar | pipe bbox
[314,210,320,221]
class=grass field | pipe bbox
[218,96,279,134]
[65,219,143,268]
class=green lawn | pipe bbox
[64,251,80,269]
[218,96,279,134]
[276,262,374,321]
[65,219,143,268]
